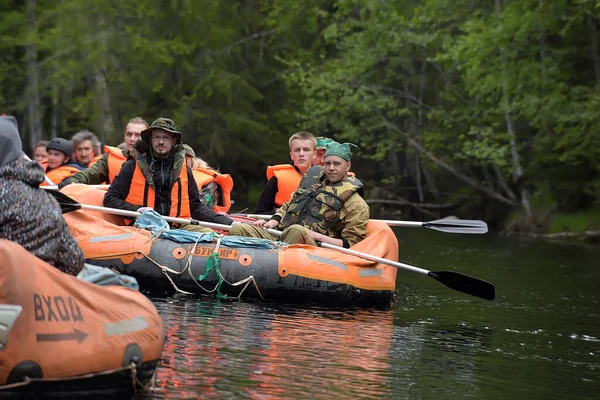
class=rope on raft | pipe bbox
[0,362,154,393]
[103,233,266,300]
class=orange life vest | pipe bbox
[266,164,302,207]
[104,146,128,183]
[191,168,234,213]
[88,154,103,167]
[42,165,81,186]
[124,163,191,218]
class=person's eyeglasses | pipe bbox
[152,135,173,142]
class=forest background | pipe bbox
[1,0,599,234]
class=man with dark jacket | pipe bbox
[0,115,84,275]
[103,117,233,232]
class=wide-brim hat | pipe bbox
[141,117,182,144]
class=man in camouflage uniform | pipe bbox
[230,142,369,248]
[104,117,233,232]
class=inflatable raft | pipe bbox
[0,239,164,398]
[61,185,399,307]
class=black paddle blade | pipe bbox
[428,270,496,300]
[46,189,82,214]
[424,219,489,234]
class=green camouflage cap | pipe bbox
[141,117,182,144]
[324,142,357,162]
[182,144,196,157]
[316,136,336,150]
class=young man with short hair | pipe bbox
[254,131,317,214]
[43,138,84,185]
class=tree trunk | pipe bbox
[50,88,59,138]
[93,68,114,144]
[588,16,600,87]
[503,108,533,217]
[492,163,518,202]
[25,0,42,151]
[383,120,519,207]
[91,14,114,143]
[496,0,533,218]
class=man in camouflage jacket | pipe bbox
[0,115,84,275]
[230,142,369,248]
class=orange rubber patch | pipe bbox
[239,254,253,267]
[120,253,135,264]
[172,247,186,260]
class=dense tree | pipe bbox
[1,0,598,229]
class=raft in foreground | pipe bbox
[62,185,400,307]
[0,239,164,398]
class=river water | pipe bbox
[145,229,599,399]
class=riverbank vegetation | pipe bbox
[1,0,598,233]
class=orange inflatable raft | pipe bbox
[0,239,164,398]
[61,185,399,307]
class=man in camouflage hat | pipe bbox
[313,136,336,167]
[104,117,233,232]
[230,142,369,248]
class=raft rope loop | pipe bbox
[129,233,266,300]
[194,233,227,299]
[0,363,153,392]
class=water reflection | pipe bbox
[150,298,394,399]
[142,230,600,399]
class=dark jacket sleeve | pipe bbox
[254,176,278,214]
[188,166,234,225]
[103,159,140,212]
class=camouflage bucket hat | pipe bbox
[141,117,183,144]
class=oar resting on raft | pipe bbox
[232,214,488,235]
[49,190,496,301]
[41,184,110,190]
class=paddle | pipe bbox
[232,214,488,235]
[50,191,496,301]
[41,184,110,190]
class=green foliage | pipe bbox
[2,0,599,227]
[548,210,600,233]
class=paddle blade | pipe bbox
[46,189,82,214]
[428,270,496,300]
[424,219,488,234]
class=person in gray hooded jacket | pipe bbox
[0,115,84,275]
